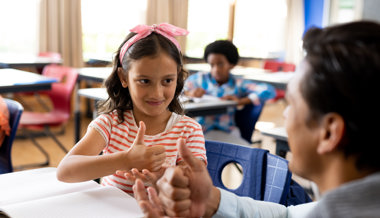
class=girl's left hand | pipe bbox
[116,166,166,188]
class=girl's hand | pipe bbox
[124,121,166,172]
[133,179,168,217]
[116,167,166,188]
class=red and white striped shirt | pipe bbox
[89,110,206,194]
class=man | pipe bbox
[133,21,380,217]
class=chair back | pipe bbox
[0,99,23,174]
[38,52,62,60]
[234,103,264,144]
[205,140,292,204]
[263,60,296,72]
[42,65,78,115]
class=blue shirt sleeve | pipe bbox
[214,188,317,218]
[239,79,277,102]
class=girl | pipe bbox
[57,23,206,195]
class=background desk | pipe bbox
[260,127,289,158]
[0,68,57,93]
[76,67,112,83]
[74,87,237,142]
[0,54,62,69]
[184,63,292,90]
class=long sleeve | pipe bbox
[214,188,317,218]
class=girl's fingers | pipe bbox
[134,121,146,145]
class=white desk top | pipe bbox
[76,67,113,82]
[78,87,237,113]
[0,53,62,67]
[260,126,288,141]
[184,63,293,90]
[0,167,143,217]
[0,68,58,93]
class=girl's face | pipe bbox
[118,53,178,121]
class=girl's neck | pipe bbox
[132,110,172,135]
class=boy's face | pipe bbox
[207,53,235,85]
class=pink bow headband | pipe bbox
[119,23,189,63]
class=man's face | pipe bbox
[283,60,321,180]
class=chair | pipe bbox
[263,60,296,73]
[263,60,296,102]
[36,52,62,74]
[16,65,78,169]
[205,140,311,205]
[234,103,264,144]
[0,99,23,174]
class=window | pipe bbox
[186,0,231,58]
[329,0,362,24]
[233,0,287,58]
[81,0,147,62]
[186,0,287,59]
[0,0,39,55]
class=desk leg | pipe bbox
[74,82,81,143]
[275,140,289,158]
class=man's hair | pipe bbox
[302,21,380,171]
[203,40,239,65]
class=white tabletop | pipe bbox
[0,68,58,93]
[76,67,113,82]
[184,63,293,90]
[78,88,237,114]
[260,126,288,141]
[0,53,62,67]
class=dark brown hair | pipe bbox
[97,32,188,122]
[302,21,380,171]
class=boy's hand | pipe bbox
[187,88,206,98]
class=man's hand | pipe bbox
[157,138,214,217]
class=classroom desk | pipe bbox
[260,127,290,158]
[0,54,62,68]
[242,71,293,90]
[76,67,112,83]
[74,87,237,143]
[184,63,292,90]
[0,68,57,94]
[0,167,143,217]
[74,67,112,141]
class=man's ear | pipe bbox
[317,113,345,154]
[117,67,128,88]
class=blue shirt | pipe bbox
[215,188,316,218]
[184,71,276,132]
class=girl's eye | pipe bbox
[163,78,174,84]
[139,79,149,84]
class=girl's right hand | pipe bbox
[124,121,166,172]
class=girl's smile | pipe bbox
[118,53,178,122]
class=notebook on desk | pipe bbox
[0,167,143,218]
